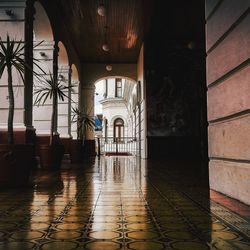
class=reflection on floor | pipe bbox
[0,156,249,249]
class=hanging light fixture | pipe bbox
[106,65,112,71]
[102,26,110,52]
[97,4,106,17]
[102,44,110,52]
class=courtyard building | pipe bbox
[0,0,249,249]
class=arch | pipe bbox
[58,41,69,66]
[114,118,124,126]
[33,2,54,135]
[71,64,79,83]
[93,75,136,86]
[82,63,137,86]
[34,2,54,41]
[110,115,127,127]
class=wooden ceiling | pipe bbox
[42,0,151,63]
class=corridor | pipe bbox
[0,157,249,250]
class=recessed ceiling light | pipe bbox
[97,4,106,17]
[102,44,110,52]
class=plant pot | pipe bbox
[83,139,96,157]
[60,137,72,154]
[35,135,50,155]
[38,144,65,170]
[0,144,34,186]
[70,139,83,163]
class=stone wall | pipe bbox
[206,0,250,205]
[0,1,26,128]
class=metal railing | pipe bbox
[96,137,137,155]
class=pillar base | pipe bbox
[25,127,37,169]
[25,126,36,144]
[83,140,96,157]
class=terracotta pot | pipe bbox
[0,144,34,186]
[60,137,72,154]
[70,139,83,163]
[35,135,50,155]
[38,144,65,170]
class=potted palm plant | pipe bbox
[34,72,73,169]
[70,106,95,163]
[0,35,42,186]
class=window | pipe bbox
[115,78,122,97]
[114,118,124,142]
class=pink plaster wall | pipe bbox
[207,65,250,121]
[207,14,250,85]
[208,115,250,161]
[206,0,250,205]
[209,160,250,206]
[206,0,249,50]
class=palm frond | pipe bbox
[0,38,7,55]
[0,60,6,78]
[0,35,45,87]
[13,40,24,55]
[34,72,73,106]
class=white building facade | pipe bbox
[97,78,140,155]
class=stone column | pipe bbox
[24,0,36,143]
[137,81,142,158]
[81,85,96,156]
[53,42,59,134]
[68,67,72,137]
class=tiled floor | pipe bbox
[0,156,250,249]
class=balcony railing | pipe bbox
[96,137,137,155]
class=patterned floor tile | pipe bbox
[84,241,121,250]
[0,242,35,250]
[88,230,120,240]
[170,241,209,250]
[40,241,78,250]
[0,156,249,250]
[128,241,166,250]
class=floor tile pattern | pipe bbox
[0,156,249,249]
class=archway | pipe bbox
[57,41,70,137]
[71,64,80,139]
[94,76,140,156]
[33,1,54,134]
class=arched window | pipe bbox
[114,118,124,142]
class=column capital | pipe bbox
[81,85,95,91]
